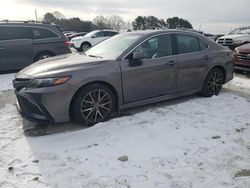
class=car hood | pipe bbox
[16,53,105,78]
[219,34,250,40]
[236,43,250,53]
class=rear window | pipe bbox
[199,39,208,51]
[104,31,118,37]
[176,34,200,54]
[0,26,32,40]
[32,28,58,39]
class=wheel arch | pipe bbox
[69,80,120,120]
[206,65,226,84]
[81,41,92,47]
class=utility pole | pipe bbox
[35,9,37,21]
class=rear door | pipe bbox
[0,26,33,71]
[174,33,209,91]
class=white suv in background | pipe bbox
[70,30,119,51]
[216,26,250,50]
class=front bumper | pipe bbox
[234,60,250,72]
[13,80,78,123]
[15,92,54,123]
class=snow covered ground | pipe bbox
[0,73,250,188]
[0,73,15,91]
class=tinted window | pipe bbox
[176,34,200,54]
[0,26,32,40]
[133,34,173,59]
[104,31,118,37]
[93,31,104,38]
[33,28,58,39]
[199,39,208,51]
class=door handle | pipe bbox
[166,60,176,66]
[203,55,209,60]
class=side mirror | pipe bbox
[133,52,145,60]
[128,52,144,67]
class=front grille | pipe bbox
[17,95,43,115]
[237,52,250,63]
[13,78,32,91]
[218,38,233,46]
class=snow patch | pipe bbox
[0,73,15,91]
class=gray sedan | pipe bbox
[13,30,234,126]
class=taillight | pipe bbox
[64,41,72,47]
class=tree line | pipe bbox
[43,12,193,32]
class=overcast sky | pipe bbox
[1,0,250,34]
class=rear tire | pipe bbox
[34,52,54,62]
[201,68,224,97]
[71,84,116,126]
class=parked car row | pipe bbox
[216,26,250,50]
[234,43,250,72]
[69,30,119,51]
[213,26,250,72]
[0,21,119,71]
[0,21,71,71]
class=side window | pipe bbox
[0,26,32,40]
[199,39,208,51]
[104,31,118,37]
[176,34,200,54]
[132,34,173,59]
[33,28,58,39]
[93,31,104,38]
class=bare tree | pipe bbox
[107,15,125,31]
[93,15,127,31]
[93,15,109,29]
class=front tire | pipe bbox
[80,42,91,52]
[71,84,116,126]
[201,68,224,97]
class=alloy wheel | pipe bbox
[80,89,112,123]
[39,55,51,60]
[206,71,223,95]
[81,43,90,51]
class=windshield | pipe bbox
[229,27,250,35]
[84,30,99,37]
[85,33,143,59]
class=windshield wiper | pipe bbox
[88,54,103,59]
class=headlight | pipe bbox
[234,48,239,54]
[27,76,71,88]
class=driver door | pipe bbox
[120,33,178,103]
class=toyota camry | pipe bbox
[13,30,234,126]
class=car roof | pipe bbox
[122,29,206,40]
[0,21,58,28]
[97,29,119,32]
[129,29,203,35]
